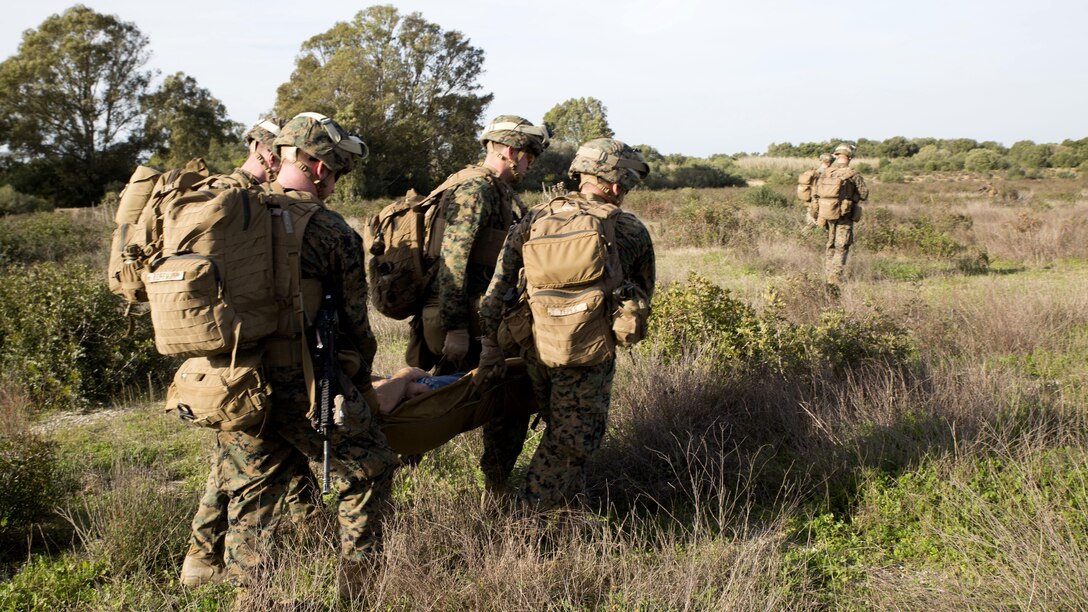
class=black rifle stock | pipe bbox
[313,293,339,494]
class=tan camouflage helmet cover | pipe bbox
[245,117,287,150]
[274,112,369,175]
[834,143,855,158]
[479,115,550,156]
[819,153,834,163]
[568,138,650,192]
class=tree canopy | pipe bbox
[543,97,614,147]
[141,72,243,173]
[275,4,492,198]
[0,5,154,205]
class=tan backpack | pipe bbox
[522,197,625,368]
[144,183,321,358]
[815,167,858,221]
[108,159,210,304]
[366,167,511,320]
[161,187,321,430]
[796,168,818,202]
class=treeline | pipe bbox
[767,136,1088,174]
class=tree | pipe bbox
[141,72,243,173]
[275,5,492,198]
[1009,140,1051,169]
[879,136,919,158]
[0,5,154,206]
[543,98,614,147]
[964,149,1004,173]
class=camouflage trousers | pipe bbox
[824,219,854,286]
[481,355,615,510]
[184,432,320,575]
[214,366,400,582]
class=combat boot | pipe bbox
[180,553,224,587]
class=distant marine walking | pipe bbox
[812,143,868,288]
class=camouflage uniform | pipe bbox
[215,198,399,574]
[813,146,868,287]
[411,115,547,375]
[818,161,868,286]
[212,114,397,582]
[412,165,525,373]
[479,189,655,509]
[181,120,321,585]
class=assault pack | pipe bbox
[518,197,628,368]
[797,168,818,202]
[159,184,322,430]
[365,166,511,320]
[815,166,860,221]
[108,158,210,303]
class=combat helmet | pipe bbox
[245,117,286,150]
[833,143,855,158]
[274,112,369,176]
[479,115,550,156]
[568,138,650,192]
[819,153,834,163]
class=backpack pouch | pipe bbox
[818,198,842,221]
[612,286,651,348]
[165,349,270,431]
[529,286,614,368]
[497,297,533,354]
[523,230,606,289]
[145,255,236,356]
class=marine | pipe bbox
[476,138,655,509]
[409,115,549,376]
[204,113,398,597]
[813,143,868,288]
[179,117,322,588]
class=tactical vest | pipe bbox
[522,196,625,368]
[366,166,514,320]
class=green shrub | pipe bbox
[861,215,973,259]
[645,274,915,373]
[0,433,61,533]
[0,554,108,609]
[742,185,789,208]
[964,148,1005,172]
[0,263,175,411]
[665,192,746,248]
[878,168,906,183]
[0,184,53,216]
[0,211,105,265]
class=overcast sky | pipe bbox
[4,0,1087,157]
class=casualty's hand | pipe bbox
[442,329,470,363]
[474,335,507,385]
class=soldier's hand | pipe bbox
[442,329,470,363]
[474,336,507,385]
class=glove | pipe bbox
[442,329,470,363]
[474,335,507,385]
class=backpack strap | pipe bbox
[425,166,509,264]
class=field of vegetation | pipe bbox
[2,171,1088,609]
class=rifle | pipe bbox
[312,293,339,495]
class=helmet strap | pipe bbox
[255,151,277,182]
